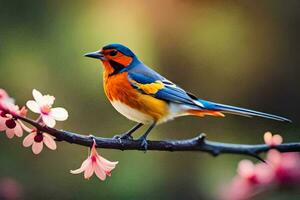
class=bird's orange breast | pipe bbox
[103,72,169,121]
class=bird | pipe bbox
[84,43,291,149]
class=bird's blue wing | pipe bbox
[126,64,292,122]
[127,64,204,108]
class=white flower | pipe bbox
[26,89,68,127]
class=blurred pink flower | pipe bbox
[266,150,300,185]
[263,132,300,184]
[237,160,273,184]
[71,141,118,181]
[0,177,23,200]
[221,132,300,200]
[264,132,283,146]
[221,160,273,200]
[0,89,17,115]
[222,177,254,200]
[26,89,68,127]
[0,89,10,108]
[0,89,8,100]
[22,129,57,154]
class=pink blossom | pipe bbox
[237,160,273,184]
[70,141,118,181]
[266,150,300,185]
[264,131,283,146]
[221,132,300,200]
[221,176,254,200]
[26,89,68,127]
[0,112,23,139]
[22,129,57,154]
[221,159,273,200]
[0,89,28,139]
[263,132,300,184]
[0,104,28,139]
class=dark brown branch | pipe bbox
[16,115,300,158]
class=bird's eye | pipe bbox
[109,50,118,56]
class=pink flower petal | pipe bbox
[13,122,23,137]
[5,129,15,139]
[90,142,98,156]
[0,89,8,99]
[237,160,255,178]
[99,156,118,167]
[97,162,111,172]
[41,95,55,106]
[255,163,274,184]
[26,100,41,113]
[50,107,68,121]
[32,142,43,154]
[18,120,32,133]
[1,97,16,111]
[267,149,282,166]
[23,132,36,147]
[264,132,272,145]
[0,117,7,131]
[272,134,283,145]
[222,177,253,200]
[42,115,56,127]
[32,89,44,106]
[70,159,91,174]
[94,165,106,181]
[84,162,95,179]
[43,133,57,150]
[6,104,19,116]
[97,157,118,171]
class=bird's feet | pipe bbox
[113,133,133,140]
[137,136,148,152]
[113,133,134,146]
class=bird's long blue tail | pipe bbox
[198,100,292,123]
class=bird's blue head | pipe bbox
[84,44,139,75]
[102,43,136,57]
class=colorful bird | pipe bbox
[85,44,291,149]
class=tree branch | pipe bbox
[16,115,300,158]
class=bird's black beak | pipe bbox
[84,51,105,60]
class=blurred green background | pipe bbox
[0,0,300,199]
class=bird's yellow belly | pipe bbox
[103,72,169,124]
